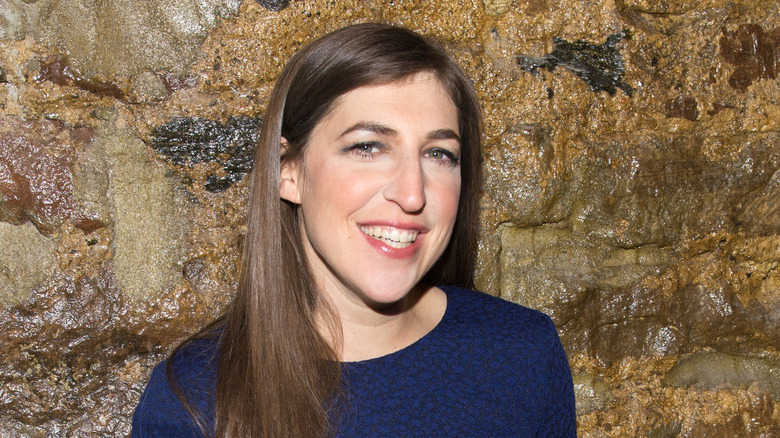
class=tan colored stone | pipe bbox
[0,1,35,40]
[499,225,600,320]
[573,372,615,413]
[499,224,673,323]
[663,351,780,401]
[483,0,513,16]
[129,71,169,103]
[0,221,56,305]
[34,0,242,78]
[99,127,190,302]
[72,139,112,232]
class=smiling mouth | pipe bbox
[360,226,419,249]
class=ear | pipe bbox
[279,137,302,204]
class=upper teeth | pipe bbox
[360,226,419,247]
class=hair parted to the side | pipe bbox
[168,23,483,437]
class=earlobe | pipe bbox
[279,137,302,204]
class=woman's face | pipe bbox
[280,72,461,310]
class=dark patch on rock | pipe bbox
[0,66,6,83]
[158,72,199,94]
[183,258,204,279]
[31,56,124,100]
[256,0,290,11]
[720,24,780,92]
[738,169,780,236]
[664,96,698,121]
[615,0,658,35]
[75,218,106,233]
[517,30,634,96]
[677,283,753,346]
[592,318,684,365]
[707,102,735,116]
[150,117,261,192]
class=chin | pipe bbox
[359,281,426,308]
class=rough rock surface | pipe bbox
[573,372,615,414]
[0,273,210,436]
[150,116,261,192]
[517,30,634,96]
[0,222,56,305]
[0,0,778,436]
[99,127,191,302]
[0,116,94,234]
[663,351,780,401]
[3,0,242,78]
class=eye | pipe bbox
[344,142,383,159]
[424,147,460,167]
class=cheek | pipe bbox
[447,187,461,224]
[431,176,461,225]
[300,165,375,217]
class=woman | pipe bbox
[132,23,575,437]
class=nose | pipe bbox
[383,156,426,213]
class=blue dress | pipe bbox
[132,286,576,437]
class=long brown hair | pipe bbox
[170,23,483,437]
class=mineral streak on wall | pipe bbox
[0,0,778,435]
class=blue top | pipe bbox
[132,286,576,437]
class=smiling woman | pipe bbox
[131,23,576,437]
[280,74,461,328]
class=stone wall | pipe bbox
[0,0,778,436]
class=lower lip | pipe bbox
[360,230,423,259]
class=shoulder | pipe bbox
[439,285,559,342]
[437,285,568,376]
[131,336,220,437]
[434,286,576,435]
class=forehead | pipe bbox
[319,72,458,130]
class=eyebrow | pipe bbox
[338,121,461,142]
[426,128,461,142]
[339,121,397,138]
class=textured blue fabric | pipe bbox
[132,334,218,437]
[131,286,576,437]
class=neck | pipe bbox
[315,284,446,362]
